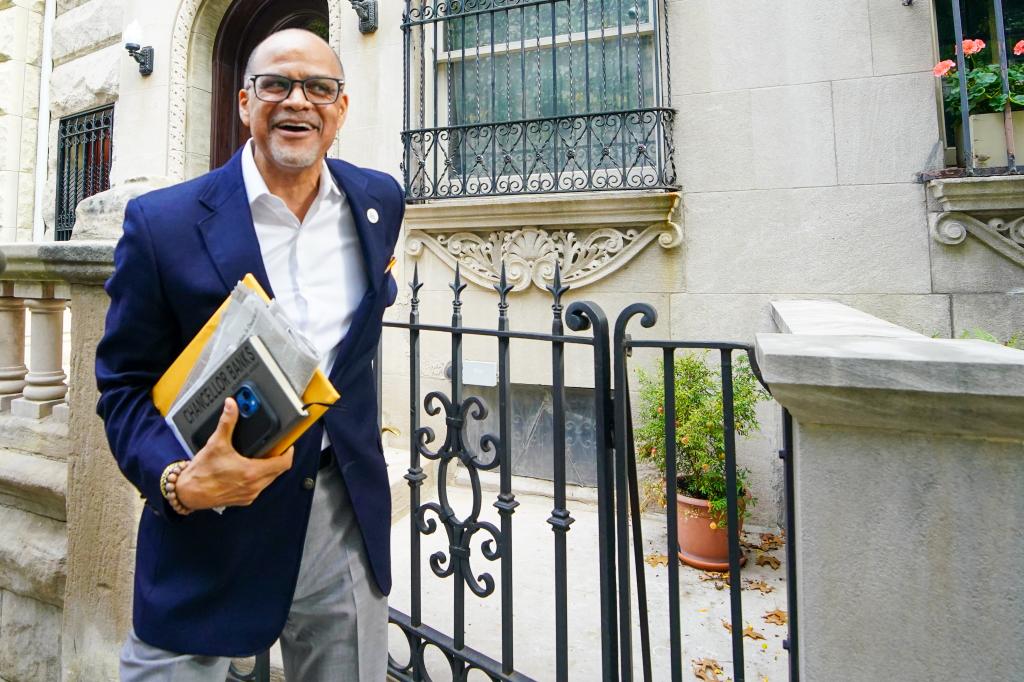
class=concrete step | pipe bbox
[0,447,67,521]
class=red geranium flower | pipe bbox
[1014,39,1024,57]
[933,59,956,77]
[962,38,986,56]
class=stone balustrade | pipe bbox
[0,240,138,682]
[0,242,112,420]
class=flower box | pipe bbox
[957,111,1024,168]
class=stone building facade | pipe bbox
[1,0,1023,679]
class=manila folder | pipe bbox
[151,273,339,457]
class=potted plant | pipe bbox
[634,353,769,571]
[934,38,1024,168]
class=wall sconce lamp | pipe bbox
[125,43,154,76]
[123,21,153,76]
[349,0,378,34]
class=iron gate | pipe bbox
[380,265,799,681]
[233,263,799,681]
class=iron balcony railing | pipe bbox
[935,0,1023,175]
[401,0,677,200]
[55,105,114,241]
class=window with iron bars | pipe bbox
[401,0,676,200]
[55,105,114,241]
[931,0,1024,174]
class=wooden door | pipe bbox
[210,0,329,169]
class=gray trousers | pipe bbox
[120,461,388,681]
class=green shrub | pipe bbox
[959,328,1024,350]
[634,353,769,526]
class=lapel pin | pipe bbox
[366,208,379,224]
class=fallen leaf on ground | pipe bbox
[759,533,784,551]
[645,553,669,567]
[692,658,725,681]
[763,609,787,626]
[756,552,781,570]
[743,579,774,594]
[724,621,767,641]
[743,625,766,640]
[699,571,730,589]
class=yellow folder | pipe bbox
[152,273,340,458]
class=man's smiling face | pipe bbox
[239,29,348,173]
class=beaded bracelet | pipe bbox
[160,460,193,516]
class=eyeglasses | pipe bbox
[248,74,345,105]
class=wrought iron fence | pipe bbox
[933,0,1023,175]
[611,307,799,682]
[379,265,797,681]
[55,105,114,241]
[231,264,800,681]
[401,0,677,200]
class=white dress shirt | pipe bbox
[241,140,367,449]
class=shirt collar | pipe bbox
[240,138,340,208]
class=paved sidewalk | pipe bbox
[389,475,790,681]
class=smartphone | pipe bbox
[189,383,281,458]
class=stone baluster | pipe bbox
[0,284,28,411]
[11,286,69,419]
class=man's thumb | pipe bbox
[213,397,239,445]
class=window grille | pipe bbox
[401,0,676,200]
[55,105,114,241]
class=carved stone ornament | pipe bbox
[930,212,1024,269]
[404,191,681,292]
[406,223,682,292]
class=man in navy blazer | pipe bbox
[95,29,401,680]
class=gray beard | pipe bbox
[267,137,322,169]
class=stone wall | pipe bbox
[0,426,68,682]
[755,300,1024,680]
[0,0,45,243]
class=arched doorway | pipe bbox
[210,0,329,169]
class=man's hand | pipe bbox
[175,398,294,510]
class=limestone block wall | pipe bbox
[668,0,948,335]
[40,0,124,236]
[0,0,44,243]
[0,439,68,682]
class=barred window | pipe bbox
[402,0,676,200]
[55,105,114,241]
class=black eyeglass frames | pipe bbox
[248,74,345,105]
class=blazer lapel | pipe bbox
[196,149,275,298]
[325,161,391,385]
[328,160,387,296]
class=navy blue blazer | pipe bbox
[95,147,404,656]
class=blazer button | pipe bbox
[303,477,315,490]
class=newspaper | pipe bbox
[180,282,320,400]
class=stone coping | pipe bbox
[0,241,115,285]
[756,300,1024,438]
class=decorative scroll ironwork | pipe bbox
[229,259,795,681]
[382,261,616,681]
[55,106,114,241]
[401,0,676,199]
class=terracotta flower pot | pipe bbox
[676,491,747,571]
